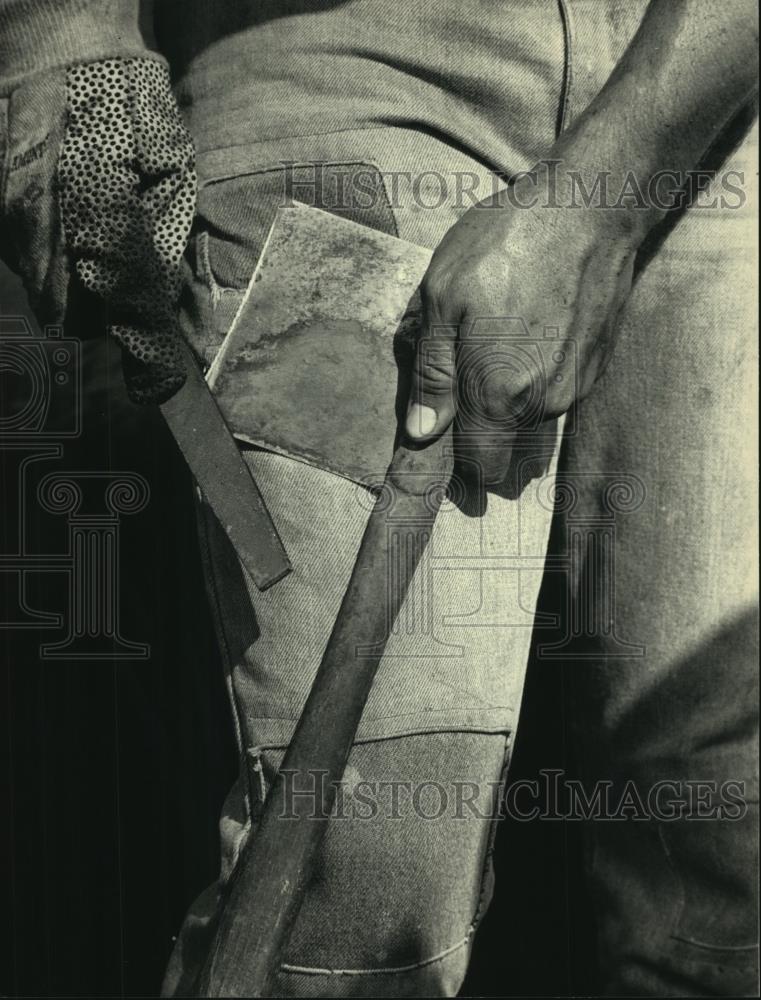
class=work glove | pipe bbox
[1,57,196,404]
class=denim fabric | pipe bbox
[555,7,760,985]
[155,1,759,996]
[164,118,565,995]
[556,132,759,993]
[1,0,754,995]
[0,0,155,88]
[165,697,512,997]
[156,0,565,175]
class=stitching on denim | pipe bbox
[253,730,512,978]
[246,706,516,725]
[195,231,250,301]
[244,717,515,753]
[470,733,512,930]
[555,0,575,135]
[194,230,223,305]
[199,157,382,190]
[0,98,9,209]
[670,935,759,954]
[227,814,252,875]
[274,733,511,980]
[196,158,392,296]
[280,933,471,977]
[194,125,401,158]
[251,723,513,754]
[246,746,268,803]
[195,497,250,812]
[658,822,758,954]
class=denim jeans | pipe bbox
[162,122,564,996]
[161,2,758,996]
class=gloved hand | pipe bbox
[1,57,196,404]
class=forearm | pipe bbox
[555,0,758,226]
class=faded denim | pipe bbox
[151,1,757,995]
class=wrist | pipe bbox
[517,150,663,247]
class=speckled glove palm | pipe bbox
[1,56,196,404]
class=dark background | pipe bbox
[0,261,592,998]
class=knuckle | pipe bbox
[420,266,449,305]
[421,265,466,321]
[415,347,455,393]
[460,365,511,426]
[481,375,512,417]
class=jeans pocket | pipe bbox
[164,730,510,997]
[187,141,558,745]
[197,447,551,747]
[244,731,508,986]
[182,157,398,368]
[659,809,759,956]
[199,160,397,288]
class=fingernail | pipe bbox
[406,404,437,438]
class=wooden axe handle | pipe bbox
[194,431,454,997]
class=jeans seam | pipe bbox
[195,496,251,811]
[247,723,514,757]
[199,156,382,189]
[274,732,512,978]
[555,0,575,136]
[195,229,247,301]
[242,707,516,725]
[0,97,9,211]
[194,230,218,302]
[279,933,471,977]
[194,124,400,158]
[670,935,759,954]
[657,822,758,955]
[195,159,393,298]
[469,733,512,930]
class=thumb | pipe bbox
[405,320,458,441]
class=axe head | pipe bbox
[207,202,432,486]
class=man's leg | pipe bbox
[162,130,564,997]
[552,112,759,995]
[164,444,557,998]
[540,6,759,992]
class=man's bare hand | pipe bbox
[406,168,640,486]
[406,0,757,489]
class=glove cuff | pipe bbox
[0,0,162,93]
